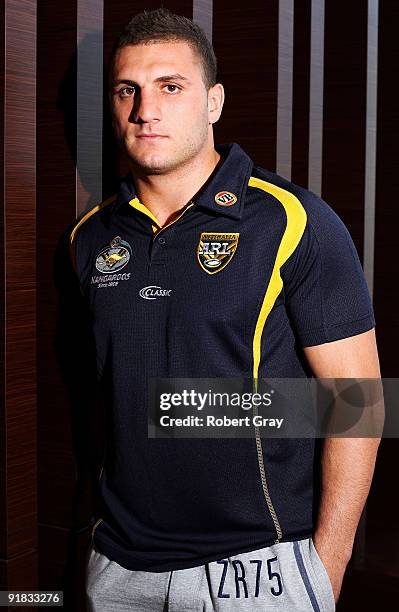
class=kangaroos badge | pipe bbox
[95,235,132,273]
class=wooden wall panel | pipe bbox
[363,0,399,590]
[36,1,84,608]
[0,0,5,581]
[213,1,279,171]
[292,0,311,186]
[0,0,37,594]
[373,0,399,377]
[322,0,368,253]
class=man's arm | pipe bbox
[302,328,382,603]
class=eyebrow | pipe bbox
[112,74,191,87]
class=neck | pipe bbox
[128,145,221,227]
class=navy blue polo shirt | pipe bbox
[66,142,375,572]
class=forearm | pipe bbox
[302,330,382,601]
[314,436,381,560]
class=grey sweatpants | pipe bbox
[85,537,336,611]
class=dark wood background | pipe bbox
[0,0,398,610]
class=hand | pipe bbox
[312,533,352,604]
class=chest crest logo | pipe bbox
[95,235,131,273]
[197,232,239,275]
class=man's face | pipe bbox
[109,40,221,175]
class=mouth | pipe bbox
[137,134,167,139]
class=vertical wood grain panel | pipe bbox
[322,0,368,252]
[372,0,398,377]
[213,1,279,170]
[76,0,104,215]
[308,0,324,195]
[0,0,37,590]
[0,0,5,579]
[37,0,78,519]
[193,0,213,43]
[36,1,85,606]
[365,2,399,584]
[363,0,379,296]
[276,0,294,180]
[291,0,311,187]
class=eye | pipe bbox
[163,84,180,93]
[119,86,135,98]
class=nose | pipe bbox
[130,87,161,124]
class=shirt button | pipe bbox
[158,237,166,245]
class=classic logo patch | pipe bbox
[214,191,237,206]
[139,286,173,300]
[95,235,131,273]
[197,232,239,274]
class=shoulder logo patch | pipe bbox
[215,191,237,206]
[95,235,131,273]
[197,232,239,274]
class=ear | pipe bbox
[208,83,225,125]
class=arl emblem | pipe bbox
[95,235,132,273]
[197,232,239,275]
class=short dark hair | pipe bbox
[108,7,217,91]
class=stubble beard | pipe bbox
[121,122,210,177]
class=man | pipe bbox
[63,7,381,611]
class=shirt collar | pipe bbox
[113,142,254,221]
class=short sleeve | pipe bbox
[281,200,376,347]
